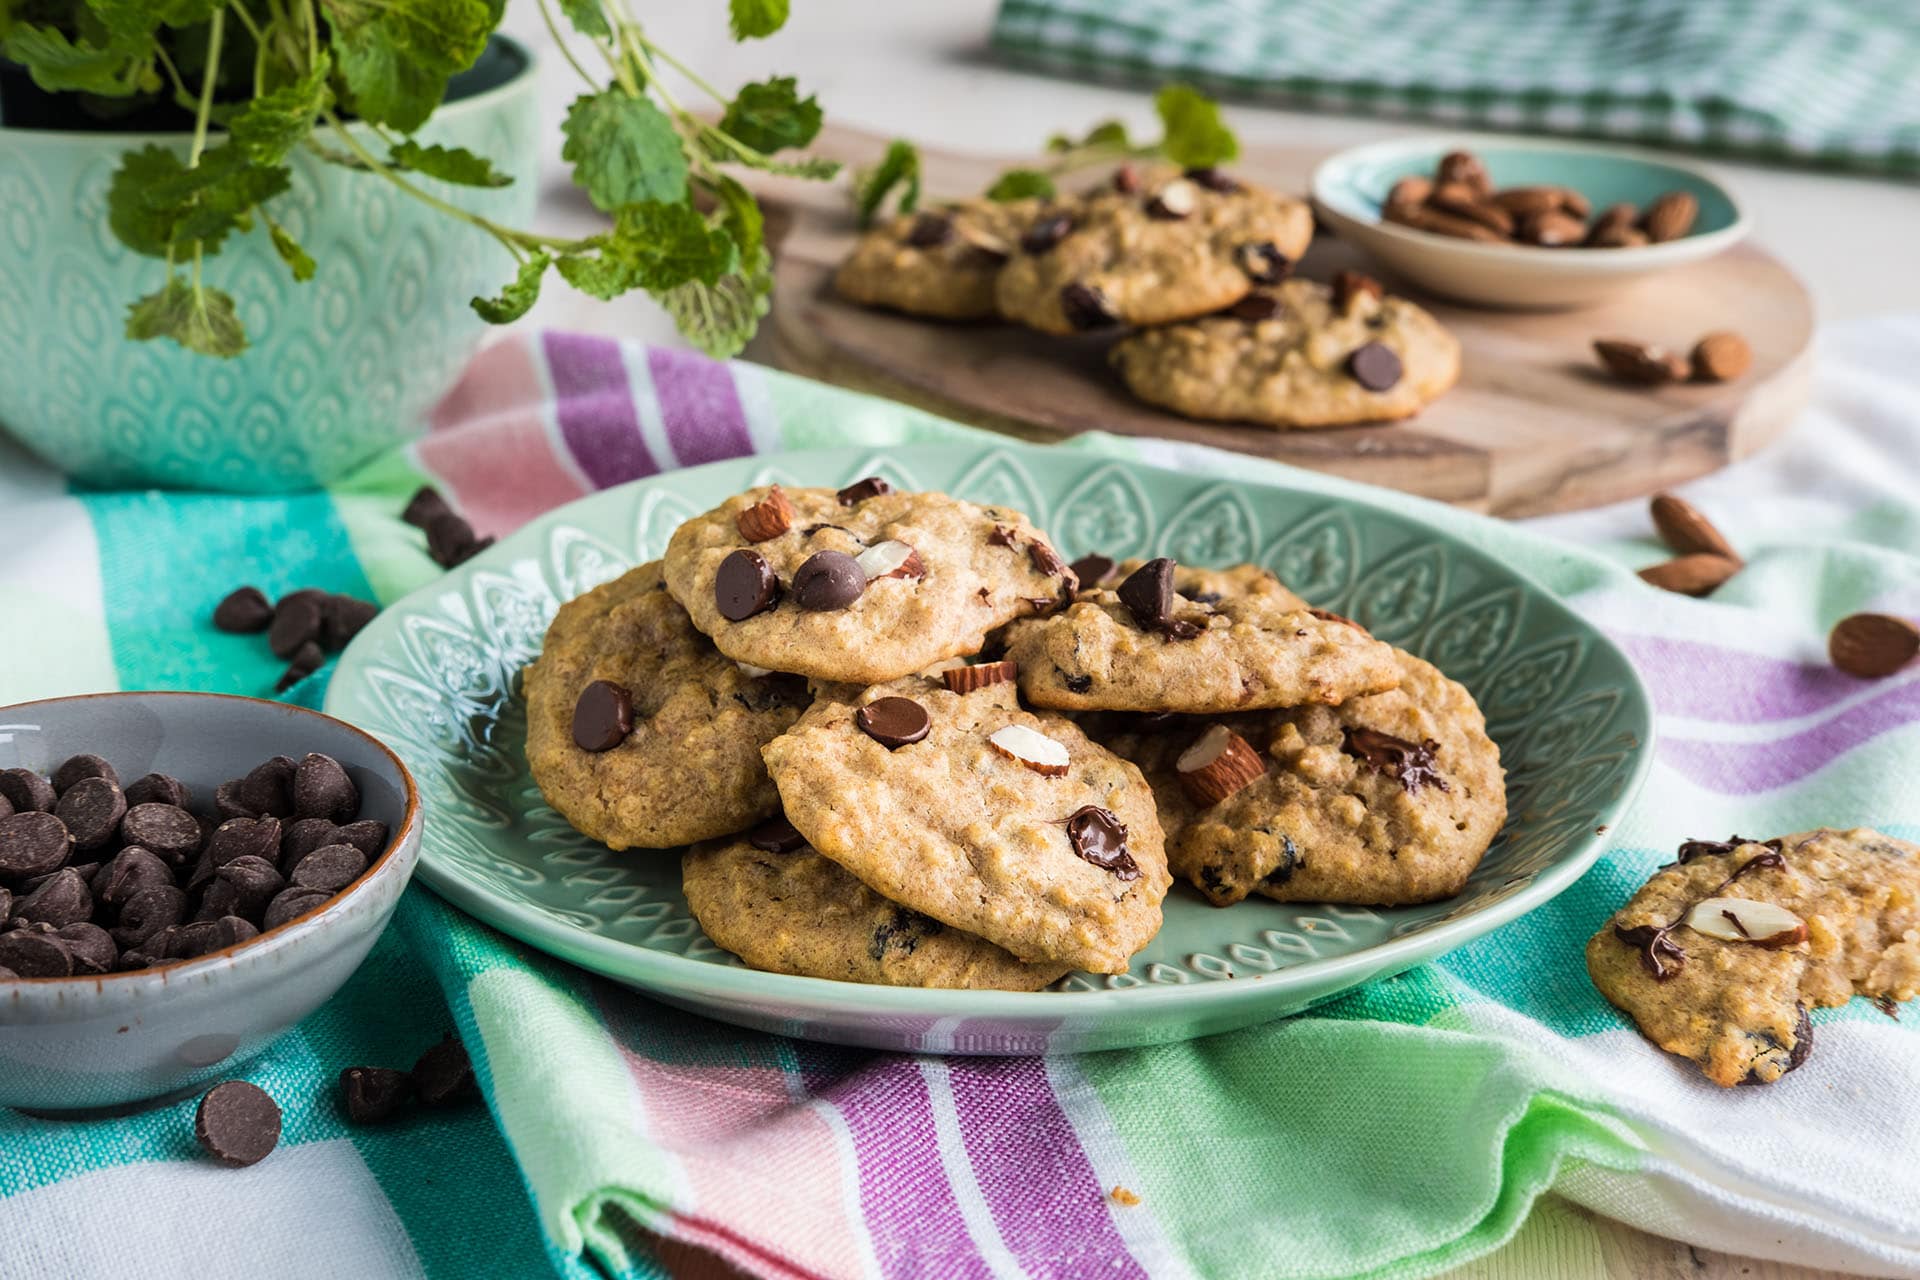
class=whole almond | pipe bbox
[1385,175,1432,213]
[942,660,1017,693]
[1435,150,1491,199]
[1584,202,1637,246]
[735,487,794,542]
[1638,553,1740,597]
[1650,493,1739,562]
[1489,185,1566,216]
[1828,613,1920,678]
[1332,269,1384,315]
[1690,331,1753,383]
[1175,726,1267,806]
[1427,185,1514,236]
[1639,191,1698,242]
[1585,224,1649,249]
[1559,188,1592,219]
[1520,210,1587,247]
[1385,204,1507,243]
[1594,339,1689,385]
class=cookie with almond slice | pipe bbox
[834,198,1045,320]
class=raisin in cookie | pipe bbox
[994,168,1313,335]
[524,562,810,850]
[1002,557,1400,713]
[1587,828,1920,1087]
[833,200,1041,320]
[1110,278,1461,428]
[762,675,1169,973]
[682,817,1071,990]
[662,481,1074,684]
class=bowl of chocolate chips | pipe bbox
[0,691,421,1112]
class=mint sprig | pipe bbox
[976,84,1243,205]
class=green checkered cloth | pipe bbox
[991,0,1920,174]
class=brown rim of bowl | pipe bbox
[0,690,421,987]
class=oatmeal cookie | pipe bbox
[833,199,1042,320]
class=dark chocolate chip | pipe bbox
[791,550,867,611]
[213,587,275,634]
[1062,672,1093,694]
[340,1066,413,1124]
[237,756,297,819]
[281,818,341,868]
[214,781,256,821]
[746,816,808,854]
[1340,727,1445,793]
[97,847,174,907]
[0,811,74,882]
[1228,292,1282,321]
[321,595,379,651]
[195,1081,282,1167]
[0,769,56,815]
[1676,835,1772,864]
[835,476,894,505]
[120,803,204,863]
[208,816,283,869]
[293,753,359,822]
[275,641,326,692]
[53,777,124,851]
[51,754,117,793]
[1161,618,1203,641]
[215,916,259,948]
[1066,805,1140,880]
[333,820,391,861]
[193,875,239,922]
[56,921,116,974]
[1186,167,1240,193]
[988,524,1020,548]
[904,212,953,247]
[112,885,187,949]
[268,592,324,660]
[401,485,453,531]
[1346,341,1403,392]
[124,772,191,810]
[0,929,72,977]
[0,794,9,820]
[572,680,634,753]
[1059,282,1118,330]
[412,1035,477,1106]
[14,868,91,927]
[426,512,489,569]
[1233,241,1289,285]
[868,906,942,960]
[290,844,368,893]
[1068,553,1114,586]
[1785,1002,1814,1073]
[856,697,931,750]
[168,920,225,959]
[1019,213,1074,255]
[263,887,332,930]
[213,856,285,920]
[1117,557,1175,630]
[715,549,780,621]
[1028,541,1070,580]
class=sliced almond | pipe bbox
[1174,725,1267,806]
[955,221,1013,265]
[986,724,1070,776]
[735,487,794,543]
[1649,493,1740,562]
[855,539,925,581]
[1640,191,1698,243]
[735,661,775,678]
[1690,331,1752,383]
[1594,339,1688,386]
[1639,553,1740,597]
[943,660,1017,694]
[1331,270,1383,316]
[1829,612,1920,678]
[1684,896,1807,948]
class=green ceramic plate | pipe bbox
[325,443,1653,1054]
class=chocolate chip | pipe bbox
[0,795,10,820]
[52,777,124,851]
[1340,727,1445,793]
[97,847,173,907]
[1117,558,1175,630]
[715,549,780,621]
[0,769,56,814]
[835,476,893,505]
[291,844,368,893]
[233,756,298,820]
[401,485,453,530]
[213,587,274,634]
[1028,541,1070,580]
[904,212,952,247]
[1066,805,1139,880]
[1020,213,1073,255]
[0,811,74,882]
[1059,282,1118,330]
[856,697,931,750]
[340,1066,413,1124]
[1186,167,1240,193]
[1229,293,1282,321]
[263,886,330,930]
[168,920,224,959]
[124,772,191,810]
[1161,618,1203,640]
[268,592,324,660]
[791,550,867,611]
[51,754,116,794]
[571,680,634,753]
[412,1035,476,1105]
[1062,672,1093,694]
[57,921,116,974]
[195,1081,281,1167]
[215,916,258,948]
[292,753,358,822]
[280,818,340,869]
[214,781,254,821]
[1675,835,1773,864]
[1233,241,1289,285]
[746,816,808,854]
[1068,553,1114,586]
[15,868,90,927]
[333,820,391,861]
[1784,1002,1814,1074]
[113,885,187,948]
[274,640,326,692]
[202,817,279,871]
[213,856,285,920]
[426,512,489,569]
[868,906,941,960]
[0,928,71,977]
[120,803,204,864]
[988,524,1020,549]
[1346,341,1403,391]
[321,595,379,650]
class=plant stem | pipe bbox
[153,44,189,105]
[535,0,598,88]
[189,9,225,167]
[630,32,728,105]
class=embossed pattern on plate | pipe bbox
[325,444,1654,1053]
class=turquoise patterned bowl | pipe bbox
[325,443,1655,1054]
[0,39,539,493]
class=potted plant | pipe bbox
[0,0,836,491]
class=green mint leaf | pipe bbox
[3,23,149,94]
[727,0,788,40]
[125,277,247,357]
[561,91,689,213]
[227,52,330,166]
[657,244,771,359]
[1154,83,1238,169]
[1046,119,1130,154]
[389,140,513,187]
[710,174,764,263]
[554,0,609,39]
[854,139,919,227]
[471,252,551,323]
[759,155,840,180]
[148,147,292,252]
[107,143,188,257]
[555,201,735,300]
[985,169,1055,202]
[717,75,821,154]
[264,214,315,282]
[328,0,491,132]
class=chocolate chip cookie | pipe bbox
[761,675,1169,973]
[524,561,810,850]
[994,168,1314,335]
[1109,278,1461,428]
[1587,828,1920,1087]
[1070,557,1308,610]
[682,819,1072,989]
[1001,558,1400,713]
[662,482,1075,685]
[833,199,1042,320]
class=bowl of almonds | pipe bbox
[1313,134,1748,308]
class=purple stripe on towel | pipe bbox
[541,332,659,488]
[647,347,755,466]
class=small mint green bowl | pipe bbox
[0,39,539,493]
[1313,134,1749,309]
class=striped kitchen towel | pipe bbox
[3,318,1920,1280]
[990,0,1920,175]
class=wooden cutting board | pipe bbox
[744,123,1815,517]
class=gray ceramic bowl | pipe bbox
[0,692,421,1112]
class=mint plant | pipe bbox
[0,0,836,357]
